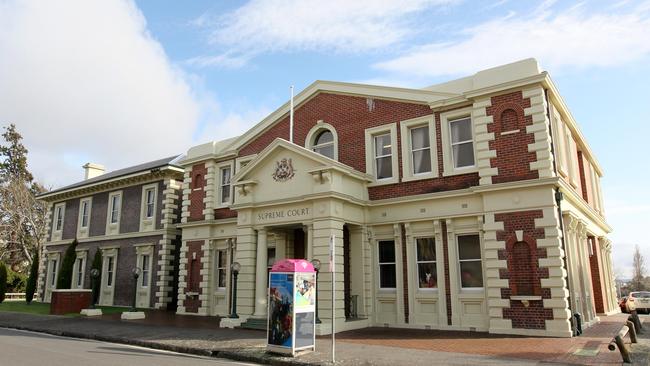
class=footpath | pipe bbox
[0,311,648,365]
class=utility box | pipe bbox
[267,259,316,356]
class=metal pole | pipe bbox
[315,269,321,323]
[130,275,138,312]
[230,271,239,318]
[289,86,294,143]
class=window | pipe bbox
[75,258,84,287]
[378,240,396,289]
[107,256,114,287]
[109,194,120,224]
[141,254,150,287]
[374,133,393,180]
[50,259,57,286]
[410,126,431,174]
[194,173,203,189]
[216,250,227,289]
[312,130,335,159]
[416,238,437,289]
[457,234,483,288]
[80,200,90,228]
[449,117,475,168]
[54,205,64,231]
[145,188,155,218]
[220,166,231,205]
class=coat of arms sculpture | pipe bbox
[272,158,295,182]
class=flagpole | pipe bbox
[289,85,294,143]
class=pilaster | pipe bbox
[523,87,554,179]
[473,97,497,185]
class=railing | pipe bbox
[5,293,26,300]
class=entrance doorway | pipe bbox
[343,225,353,320]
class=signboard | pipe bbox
[267,259,316,356]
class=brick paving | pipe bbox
[0,310,647,365]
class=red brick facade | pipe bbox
[588,236,605,314]
[496,210,554,330]
[487,91,539,184]
[50,290,92,315]
[189,164,207,221]
[183,240,203,313]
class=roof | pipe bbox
[39,155,183,198]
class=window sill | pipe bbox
[510,295,542,301]
[442,166,478,177]
[402,172,438,182]
[368,178,399,187]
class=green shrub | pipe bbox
[90,248,102,305]
[0,262,7,303]
[56,239,78,289]
[25,252,39,303]
[6,268,26,292]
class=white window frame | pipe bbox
[456,233,484,290]
[305,121,339,161]
[235,154,256,171]
[566,129,579,188]
[365,123,399,185]
[215,249,228,290]
[106,191,122,235]
[77,197,92,239]
[377,240,397,290]
[400,115,437,181]
[216,161,234,207]
[415,237,437,290]
[139,184,158,232]
[141,254,150,288]
[72,250,87,289]
[49,257,59,287]
[440,107,478,176]
[106,255,115,287]
[52,202,66,241]
[551,105,569,178]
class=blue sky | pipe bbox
[1,0,649,276]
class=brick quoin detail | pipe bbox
[184,240,203,313]
[189,164,206,221]
[441,221,452,326]
[588,236,605,314]
[496,210,553,330]
[487,92,539,184]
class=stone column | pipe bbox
[253,228,268,317]
[235,225,257,316]
[304,223,314,260]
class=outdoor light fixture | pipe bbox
[230,261,241,318]
[90,268,100,309]
[310,259,322,324]
[130,267,142,312]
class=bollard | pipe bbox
[614,335,632,363]
[626,321,638,344]
[629,311,643,334]
[574,313,583,336]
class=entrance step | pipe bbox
[238,317,267,331]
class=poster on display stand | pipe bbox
[267,259,316,356]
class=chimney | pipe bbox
[83,163,105,180]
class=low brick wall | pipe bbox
[50,289,92,315]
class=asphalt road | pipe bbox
[0,327,260,366]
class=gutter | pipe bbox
[545,88,576,336]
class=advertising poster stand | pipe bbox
[267,259,316,356]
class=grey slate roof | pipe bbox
[40,155,183,197]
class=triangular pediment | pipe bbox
[232,138,371,205]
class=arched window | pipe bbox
[193,173,203,189]
[305,122,338,160]
[313,130,334,159]
[500,108,518,132]
[511,241,534,296]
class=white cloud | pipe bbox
[190,0,457,67]
[0,0,201,188]
[375,5,650,77]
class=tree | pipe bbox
[56,239,78,289]
[631,245,646,291]
[0,124,48,273]
[0,262,7,303]
[25,252,38,303]
[0,124,33,183]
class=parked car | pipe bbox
[626,292,650,313]
[619,296,628,313]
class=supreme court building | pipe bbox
[38,59,617,338]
